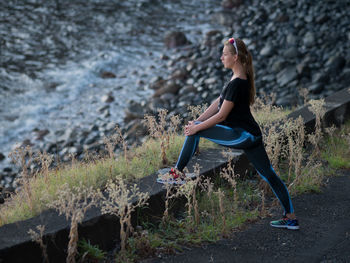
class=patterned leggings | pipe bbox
[175,122,294,215]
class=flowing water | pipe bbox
[0,0,221,170]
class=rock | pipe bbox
[124,101,146,122]
[4,114,18,122]
[315,14,328,24]
[58,128,78,146]
[100,71,116,79]
[312,72,329,84]
[149,97,165,112]
[276,14,289,23]
[277,66,298,87]
[153,82,182,97]
[101,109,110,118]
[204,30,223,46]
[260,44,274,57]
[149,76,167,90]
[221,0,242,9]
[164,31,190,48]
[101,92,114,103]
[19,139,34,148]
[296,62,311,78]
[83,141,102,153]
[160,93,176,102]
[88,124,99,132]
[33,129,50,141]
[186,78,195,85]
[308,83,324,94]
[325,55,346,75]
[3,167,12,173]
[160,54,170,60]
[275,94,297,107]
[205,77,217,86]
[272,60,286,73]
[340,68,350,82]
[284,47,299,58]
[124,120,148,140]
[304,15,313,23]
[186,61,196,72]
[171,68,188,81]
[214,11,235,26]
[105,122,116,131]
[179,85,197,96]
[303,32,315,47]
[286,33,298,46]
[0,153,5,162]
[84,132,100,145]
[98,105,110,113]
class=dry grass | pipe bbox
[321,120,350,170]
[28,225,49,263]
[101,178,149,257]
[46,183,101,263]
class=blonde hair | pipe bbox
[224,38,255,105]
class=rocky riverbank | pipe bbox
[1,0,349,198]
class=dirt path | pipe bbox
[144,170,350,263]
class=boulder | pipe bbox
[221,0,243,9]
[204,30,223,47]
[33,129,50,141]
[100,71,116,79]
[153,82,182,97]
[124,101,146,123]
[164,31,190,48]
[101,92,114,103]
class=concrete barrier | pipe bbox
[0,87,349,263]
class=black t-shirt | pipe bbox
[218,78,262,136]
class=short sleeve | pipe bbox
[224,81,240,103]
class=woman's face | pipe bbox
[221,45,236,69]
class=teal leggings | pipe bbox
[175,123,294,215]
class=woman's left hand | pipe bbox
[184,122,198,136]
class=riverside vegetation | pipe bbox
[1,93,350,262]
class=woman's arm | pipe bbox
[185,100,234,136]
[195,97,220,122]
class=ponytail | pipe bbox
[246,50,255,105]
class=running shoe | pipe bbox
[156,168,186,185]
[270,216,300,230]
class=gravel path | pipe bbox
[144,169,350,263]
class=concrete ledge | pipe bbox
[288,88,350,132]
[0,87,349,263]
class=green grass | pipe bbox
[0,134,216,227]
[77,239,106,261]
[321,120,350,170]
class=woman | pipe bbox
[157,37,299,230]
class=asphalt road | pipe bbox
[144,169,350,263]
